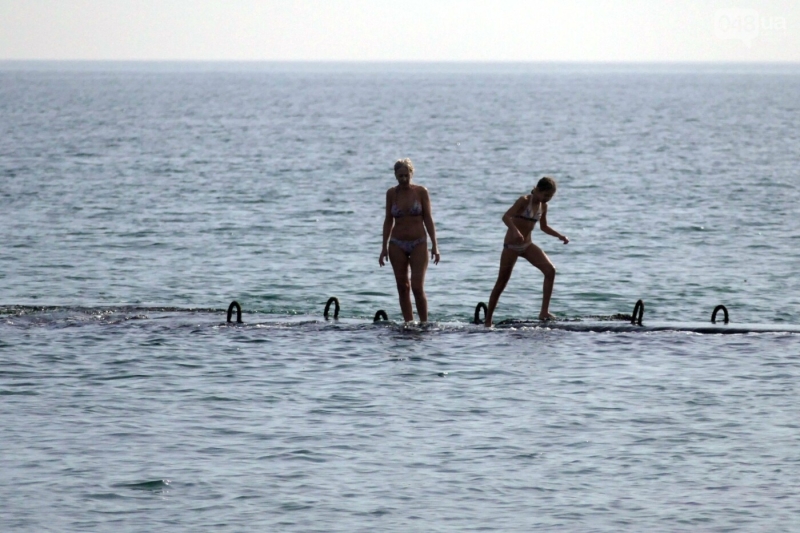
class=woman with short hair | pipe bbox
[379,159,440,322]
[485,177,569,327]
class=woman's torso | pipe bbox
[390,185,427,240]
[504,195,542,244]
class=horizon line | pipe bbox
[3,60,799,75]
[2,59,800,64]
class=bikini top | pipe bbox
[514,198,542,222]
[391,188,423,218]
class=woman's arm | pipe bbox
[539,206,569,244]
[420,187,440,264]
[379,189,394,266]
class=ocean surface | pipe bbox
[1,62,799,531]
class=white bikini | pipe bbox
[504,197,542,254]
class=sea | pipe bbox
[1,62,799,532]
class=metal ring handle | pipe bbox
[711,304,729,324]
[324,297,340,320]
[631,299,644,326]
[474,302,488,325]
[227,301,242,324]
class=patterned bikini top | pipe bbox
[514,197,542,222]
[391,188,423,218]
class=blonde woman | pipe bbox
[485,177,569,327]
[379,159,440,322]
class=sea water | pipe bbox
[1,62,799,531]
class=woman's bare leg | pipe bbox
[388,244,414,322]
[408,242,429,322]
[521,244,557,320]
[485,249,518,327]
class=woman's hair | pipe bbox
[394,158,414,175]
[533,176,556,194]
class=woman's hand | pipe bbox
[431,249,440,265]
[559,235,569,244]
[379,248,389,267]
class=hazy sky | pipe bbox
[1,0,797,62]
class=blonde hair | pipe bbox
[394,158,414,175]
[533,176,556,194]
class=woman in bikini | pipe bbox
[379,158,440,322]
[485,177,569,327]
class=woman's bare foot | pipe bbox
[538,312,556,321]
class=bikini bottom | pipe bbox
[390,237,426,256]
[503,242,532,254]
